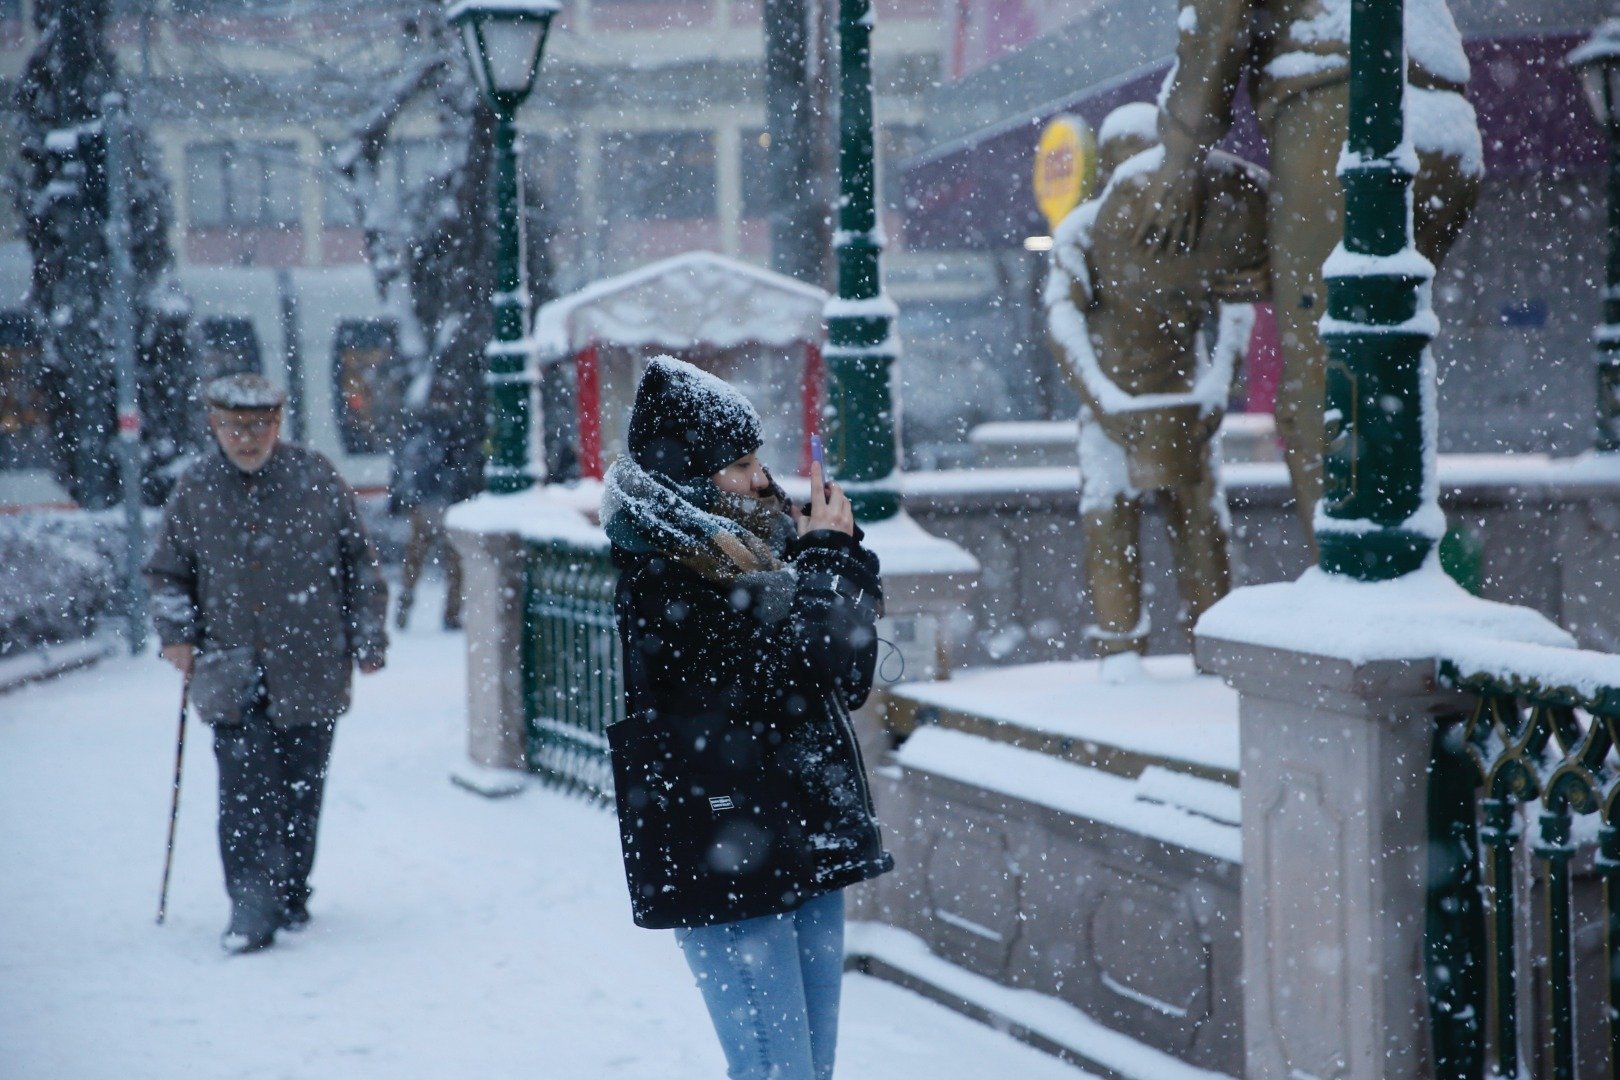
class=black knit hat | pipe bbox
[627,356,763,482]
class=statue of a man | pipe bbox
[1136,0,1481,537]
[1047,102,1269,676]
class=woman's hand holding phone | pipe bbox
[790,436,853,537]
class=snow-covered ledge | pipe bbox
[1193,561,1571,1080]
[446,483,605,794]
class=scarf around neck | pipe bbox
[603,457,798,621]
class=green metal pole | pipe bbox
[1596,97,1620,453]
[825,0,900,521]
[1316,0,1438,579]
[485,105,534,494]
[1539,809,1577,1080]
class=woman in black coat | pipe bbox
[605,356,893,1080]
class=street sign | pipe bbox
[1033,115,1097,233]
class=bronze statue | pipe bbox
[1047,102,1269,673]
[1137,0,1481,537]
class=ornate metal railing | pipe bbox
[1433,651,1620,1079]
[522,538,621,802]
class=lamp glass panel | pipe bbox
[483,20,547,95]
[459,20,494,101]
[1584,63,1608,126]
[1608,63,1620,130]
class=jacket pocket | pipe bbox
[189,646,259,726]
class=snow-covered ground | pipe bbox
[0,579,1089,1080]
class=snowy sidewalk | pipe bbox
[0,591,1089,1080]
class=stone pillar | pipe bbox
[850,515,979,765]
[447,525,530,794]
[1196,634,1464,1080]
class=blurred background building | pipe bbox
[0,0,1609,501]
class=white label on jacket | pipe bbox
[708,795,736,811]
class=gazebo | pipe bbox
[528,251,829,479]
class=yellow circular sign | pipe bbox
[1033,116,1097,232]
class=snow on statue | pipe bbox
[1046,102,1268,680]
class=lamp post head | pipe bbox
[1568,19,1620,132]
[446,0,561,112]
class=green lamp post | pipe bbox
[1569,20,1620,454]
[823,0,900,521]
[447,0,560,494]
[1315,0,1439,580]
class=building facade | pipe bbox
[0,0,943,502]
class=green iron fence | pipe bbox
[1431,652,1620,1079]
[522,537,621,802]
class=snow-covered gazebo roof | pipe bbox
[528,251,829,362]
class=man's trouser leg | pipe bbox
[213,694,281,936]
[398,507,430,621]
[419,502,461,625]
[272,718,337,913]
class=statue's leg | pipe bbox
[1083,494,1147,657]
[1079,414,1147,656]
[1265,82,1350,548]
[1162,451,1233,640]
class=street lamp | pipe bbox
[1568,19,1620,453]
[1314,0,1437,580]
[823,0,900,521]
[447,0,561,493]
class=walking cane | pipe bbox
[155,672,190,925]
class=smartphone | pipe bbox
[805,435,830,511]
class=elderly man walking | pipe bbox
[145,373,388,954]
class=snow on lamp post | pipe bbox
[447,0,559,494]
[824,0,901,521]
[1569,19,1620,454]
[1314,0,1440,580]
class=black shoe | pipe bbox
[395,596,412,630]
[278,899,311,932]
[221,924,275,955]
[442,612,462,631]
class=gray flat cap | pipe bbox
[204,372,286,411]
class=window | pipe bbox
[175,0,296,12]
[739,127,773,219]
[186,141,302,229]
[332,319,404,455]
[321,144,360,228]
[323,138,458,227]
[879,124,928,211]
[523,133,581,224]
[398,139,453,194]
[599,131,717,221]
[0,312,50,470]
[198,317,263,382]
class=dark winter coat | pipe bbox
[610,527,894,930]
[392,412,481,512]
[145,444,388,728]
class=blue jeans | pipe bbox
[675,889,846,1080]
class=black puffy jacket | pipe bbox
[609,528,894,930]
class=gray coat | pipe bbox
[145,444,389,727]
